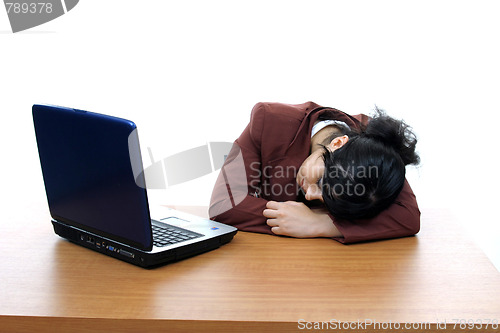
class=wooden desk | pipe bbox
[1,202,499,332]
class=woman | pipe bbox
[209,101,420,243]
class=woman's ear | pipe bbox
[328,135,349,151]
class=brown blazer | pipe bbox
[209,102,420,243]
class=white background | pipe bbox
[1,0,499,270]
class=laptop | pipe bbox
[32,104,237,268]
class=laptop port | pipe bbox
[118,249,134,259]
[86,236,95,244]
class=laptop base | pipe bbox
[52,220,237,268]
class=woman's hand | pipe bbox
[263,201,343,238]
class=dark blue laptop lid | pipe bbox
[33,104,153,251]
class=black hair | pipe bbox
[321,108,419,220]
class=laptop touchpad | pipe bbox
[159,217,190,227]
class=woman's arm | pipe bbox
[263,180,419,242]
[263,201,343,238]
[330,180,420,243]
[209,103,274,234]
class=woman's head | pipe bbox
[320,109,419,220]
[296,108,419,219]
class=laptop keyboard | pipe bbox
[152,222,203,247]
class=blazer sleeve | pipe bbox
[209,103,273,234]
[330,179,421,244]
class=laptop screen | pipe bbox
[33,105,153,251]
